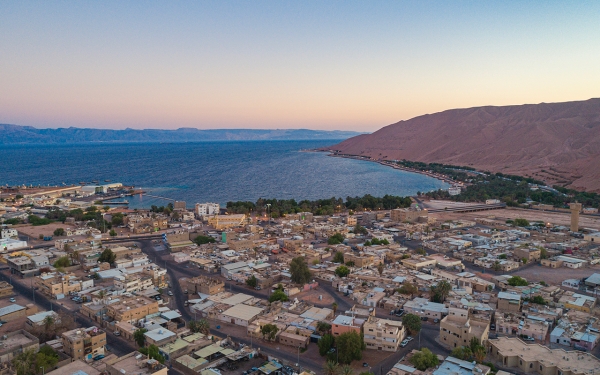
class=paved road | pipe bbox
[136,240,322,373]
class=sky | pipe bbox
[1,1,599,132]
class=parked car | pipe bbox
[522,336,535,342]
[406,336,414,342]
[167,291,173,296]
[400,339,409,347]
[433,318,439,323]
[114,331,120,336]
[363,362,369,367]
[9,298,16,303]
[421,317,428,321]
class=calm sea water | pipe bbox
[0,141,448,207]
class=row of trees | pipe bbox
[12,346,60,375]
[318,331,365,364]
[226,194,413,217]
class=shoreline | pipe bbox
[315,150,457,186]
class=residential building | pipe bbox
[331,315,363,336]
[106,296,159,324]
[513,247,541,263]
[433,356,490,375]
[207,214,246,229]
[0,330,39,364]
[558,292,596,313]
[114,274,154,294]
[403,298,448,319]
[344,252,375,268]
[61,326,106,361]
[37,273,91,298]
[488,336,600,375]
[363,317,405,352]
[440,308,490,349]
[401,257,437,271]
[106,351,168,375]
[144,328,177,347]
[0,228,18,239]
[390,208,428,223]
[217,304,263,327]
[0,304,28,322]
[497,292,521,312]
[195,203,220,218]
[186,276,224,295]
[7,256,36,277]
[0,281,13,298]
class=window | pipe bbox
[530,364,532,368]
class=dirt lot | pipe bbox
[432,208,600,230]
[294,288,336,306]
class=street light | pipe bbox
[40,367,44,375]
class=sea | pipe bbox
[0,141,449,208]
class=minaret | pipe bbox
[570,202,582,232]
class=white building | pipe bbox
[195,203,220,218]
[448,186,462,196]
[1,229,18,239]
[0,238,28,252]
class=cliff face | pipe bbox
[329,98,600,192]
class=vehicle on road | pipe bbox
[522,336,535,342]
[167,291,173,296]
[433,318,439,323]
[400,339,409,347]
[363,362,369,367]
[406,336,413,342]
[9,298,16,303]
[421,317,428,321]
[114,331,120,336]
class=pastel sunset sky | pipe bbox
[1,1,599,131]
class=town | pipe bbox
[1,182,600,375]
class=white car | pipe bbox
[400,339,409,347]
[167,291,173,296]
[406,336,414,342]
[9,298,16,303]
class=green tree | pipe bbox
[354,224,368,235]
[193,235,216,245]
[409,348,439,371]
[507,276,528,286]
[111,213,124,226]
[340,365,353,375]
[316,321,332,335]
[98,248,116,264]
[530,295,547,305]
[109,229,117,236]
[513,218,530,227]
[139,344,165,364]
[430,280,452,303]
[402,314,422,335]
[377,262,384,276]
[345,261,355,267]
[134,328,147,347]
[336,331,364,364]
[332,302,338,315]
[492,261,501,271]
[246,275,258,288]
[498,254,507,259]
[268,290,289,303]
[53,256,70,268]
[397,282,418,298]
[328,233,345,245]
[53,228,65,236]
[318,333,335,356]
[289,256,312,285]
[323,360,340,375]
[451,346,473,361]
[332,251,345,263]
[335,265,350,278]
[260,323,279,341]
[188,319,210,335]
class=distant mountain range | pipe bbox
[328,98,600,192]
[0,124,364,144]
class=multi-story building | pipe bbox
[61,326,106,361]
[125,214,169,234]
[403,298,448,319]
[363,317,405,352]
[105,296,159,324]
[488,336,600,375]
[186,276,224,295]
[142,265,168,288]
[331,315,363,336]
[195,203,220,218]
[390,208,428,223]
[114,274,154,294]
[514,247,541,263]
[7,256,36,277]
[440,308,490,349]
[37,273,92,298]
[557,292,596,313]
[496,292,521,312]
[344,252,375,268]
[207,214,246,229]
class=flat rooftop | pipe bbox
[490,336,600,374]
[110,352,167,375]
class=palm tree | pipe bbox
[98,290,106,299]
[43,315,55,330]
[377,262,384,277]
[332,302,338,316]
[323,360,339,375]
[197,319,210,335]
[340,364,353,375]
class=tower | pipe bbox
[570,202,582,232]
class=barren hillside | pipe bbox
[329,98,600,192]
